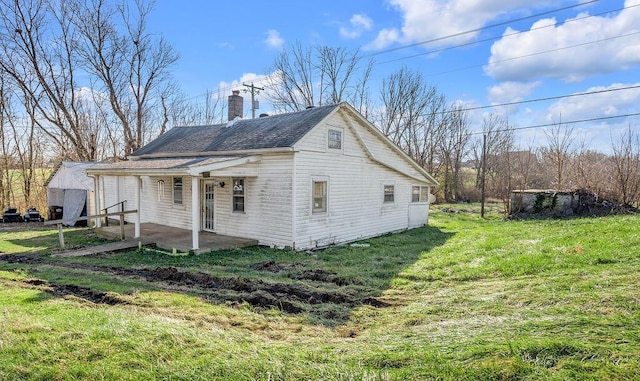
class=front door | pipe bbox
[202,181,216,231]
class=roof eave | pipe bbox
[132,146,294,159]
[340,103,440,186]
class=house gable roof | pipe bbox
[132,104,339,157]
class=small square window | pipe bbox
[328,129,342,149]
[384,185,394,203]
[313,181,327,213]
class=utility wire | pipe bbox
[458,84,640,114]
[7,83,640,133]
[184,1,613,102]
[426,30,640,77]
[379,3,637,65]
[468,112,640,136]
[366,0,601,57]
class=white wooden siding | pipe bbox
[292,109,428,250]
[102,175,193,229]
[337,112,428,181]
[211,153,294,248]
[140,176,193,230]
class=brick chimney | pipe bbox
[228,90,243,121]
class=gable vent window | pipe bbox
[328,129,342,149]
[233,178,245,213]
[173,177,183,205]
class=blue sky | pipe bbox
[150,0,640,151]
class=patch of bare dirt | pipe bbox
[1,256,388,314]
[289,269,360,286]
[23,278,125,305]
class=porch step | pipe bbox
[52,240,156,257]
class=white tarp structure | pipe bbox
[46,162,99,226]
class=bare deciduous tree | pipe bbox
[70,0,179,156]
[380,66,447,172]
[0,0,178,161]
[0,0,97,160]
[266,43,372,112]
[610,125,640,209]
[471,113,514,214]
[540,123,575,190]
[439,104,470,202]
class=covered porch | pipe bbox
[86,155,262,251]
[96,222,258,253]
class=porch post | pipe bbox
[93,175,101,228]
[134,175,141,238]
[191,176,200,251]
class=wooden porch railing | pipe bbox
[44,210,138,249]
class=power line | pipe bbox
[183,2,612,103]
[469,112,640,136]
[368,84,640,123]
[366,0,601,57]
[425,30,640,78]
[458,84,640,114]
[6,83,640,133]
[378,3,637,65]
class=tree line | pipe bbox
[1,0,639,214]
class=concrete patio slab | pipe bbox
[96,223,259,253]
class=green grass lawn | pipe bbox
[1,205,639,380]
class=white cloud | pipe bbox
[546,83,640,122]
[488,81,541,103]
[487,81,541,115]
[366,28,401,50]
[340,13,373,39]
[485,1,640,82]
[264,29,284,50]
[370,0,549,49]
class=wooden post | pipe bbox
[119,213,125,240]
[191,176,200,251]
[57,223,65,249]
[134,175,141,238]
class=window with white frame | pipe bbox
[232,178,245,212]
[412,186,430,202]
[312,180,327,213]
[328,129,342,149]
[384,185,395,203]
[173,177,183,205]
[157,180,165,201]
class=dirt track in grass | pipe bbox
[0,254,388,314]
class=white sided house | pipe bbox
[86,101,438,251]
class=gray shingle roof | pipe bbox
[133,104,340,157]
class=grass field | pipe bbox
[0,205,639,380]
